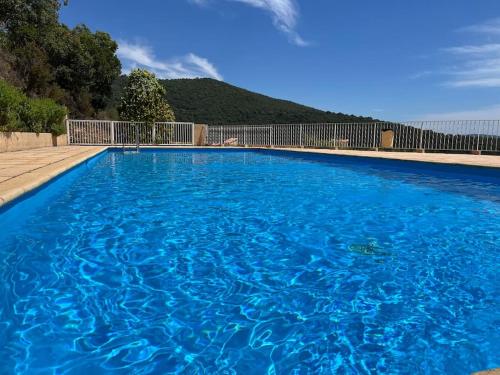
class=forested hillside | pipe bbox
[109,77,376,124]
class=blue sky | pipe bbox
[61,1,500,121]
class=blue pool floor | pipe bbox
[0,149,499,374]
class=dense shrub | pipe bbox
[0,79,24,131]
[0,79,67,134]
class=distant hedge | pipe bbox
[0,79,67,135]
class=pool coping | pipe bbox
[256,147,500,169]
[0,145,499,207]
[135,145,500,168]
[0,146,107,207]
[473,369,500,375]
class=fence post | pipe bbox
[191,123,195,146]
[65,117,70,145]
[110,121,115,145]
[270,125,274,147]
[135,124,140,151]
[372,123,377,149]
[152,123,156,145]
[333,123,337,149]
[419,122,424,151]
[299,124,303,147]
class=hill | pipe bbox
[110,77,376,124]
[162,78,376,124]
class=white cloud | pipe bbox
[441,43,500,88]
[192,0,308,46]
[460,18,500,35]
[189,0,208,5]
[444,43,500,55]
[410,19,500,121]
[235,0,307,46]
[117,41,223,81]
[420,103,500,121]
[447,78,500,88]
[409,70,433,80]
[429,19,500,88]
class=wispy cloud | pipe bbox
[459,17,500,35]
[445,19,500,88]
[442,42,500,88]
[192,0,308,46]
[117,41,223,81]
[412,18,500,88]
[420,103,500,120]
[444,43,500,55]
[409,70,434,80]
[189,0,209,5]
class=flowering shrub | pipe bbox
[119,69,175,123]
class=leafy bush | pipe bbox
[0,79,67,134]
[49,118,67,136]
[0,79,24,131]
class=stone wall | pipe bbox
[0,132,68,152]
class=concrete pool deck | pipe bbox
[273,147,500,168]
[474,369,500,375]
[0,145,499,207]
[0,146,106,207]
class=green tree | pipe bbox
[0,0,61,37]
[119,69,175,123]
[12,41,53,95]
[0,0,121,118]
[75,26,121,111]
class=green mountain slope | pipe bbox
[161,78,376,124]
[110,77,376,124]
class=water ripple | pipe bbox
[0,150,499,374]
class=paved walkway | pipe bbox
[275,148,500,168]
[0,146,106,206]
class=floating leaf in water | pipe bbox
[348,240,390,256]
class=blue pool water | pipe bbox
[0,149,499,374]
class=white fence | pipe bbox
[207,121,500,152]
[67,119,500,152]
[67,120,194,145]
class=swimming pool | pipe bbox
[0,149,498,374]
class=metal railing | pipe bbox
[67,120,195,145]
[67,119,500,153]
[207,121,500,152]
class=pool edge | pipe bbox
[140,146,500,169]
[256,147,500,169]
[0,146,108,208]
[1,145,498,207]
